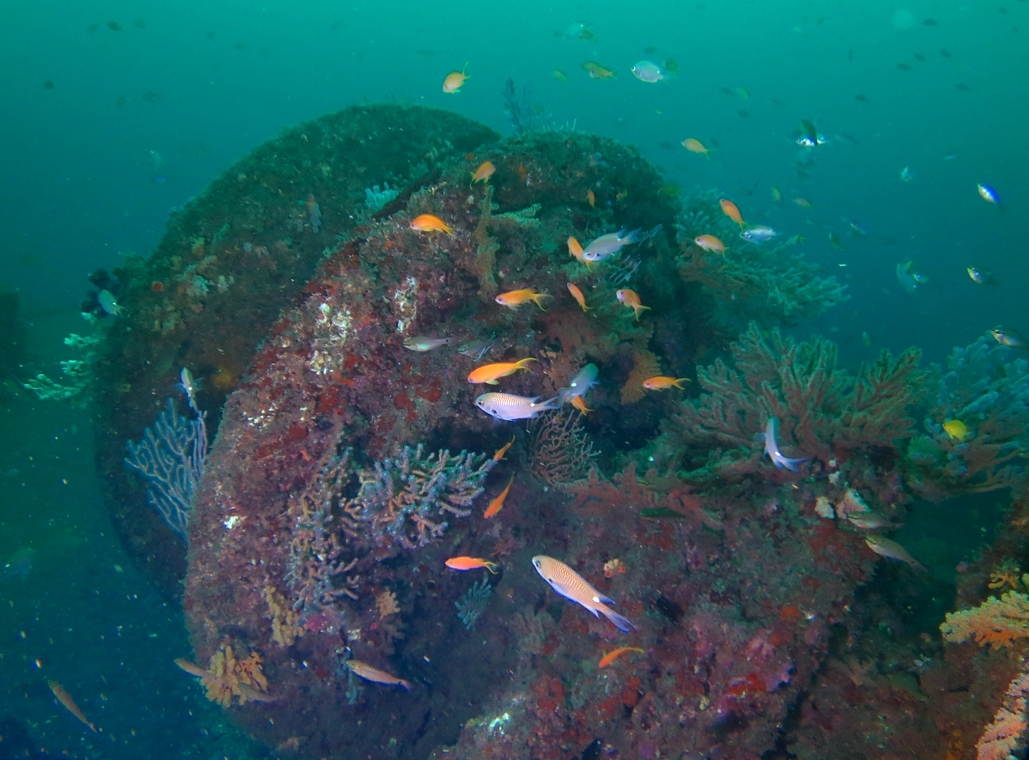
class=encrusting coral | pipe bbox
[665,322,926,479]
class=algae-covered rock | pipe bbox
[92,104,499,598]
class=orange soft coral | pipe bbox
[941,591,1029,648]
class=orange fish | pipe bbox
[346,660,411,690]
[642,376,690,390]
[587,189,596,207]
[571,396,592,414]
[616,289,650,321]
[567,283,591,311]
[468,358,536,385]
[693,234,725,253]
[568,236,592,270]
[720,198,745,228]
[445,556,500,573]
[493,436,515,461]
[495,289,551,310]
[598,647,645,668]
[484,475,514,518]
[682,138,710,158]
[410,214,453,234]
[470,161,496,185]
[442,65,469,94]
[48,680,97,732]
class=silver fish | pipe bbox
[740,226,778,243]
[475,393,561,421]
[457,334,496,360]
[403,336,452,352]
[582,228,641,262]
[763,417,807,471]
[558,363,598,404]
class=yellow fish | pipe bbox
[553,69,569,81]
[942,419,969,441]
[581,61,615,79]
[345,660,411,690]
[467,358,536,385]
[442,65,469,94]
[532,555,637,632]
[567,283,591,311]
[586,189,596,207]
[493,436,515,461]
[682,138,710,158]
[410,214,453,234]
[771,186,783,202]
[495,289,551,310]
[470,161,496,185]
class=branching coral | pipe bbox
[621,349,661,404]
[906,336,1029,500]
[529,408,599,485]
[286,443,494,618]
[668,322,926,478]
[675,189,847,328]
[201,642,271,707]
[941,591,1029,648]
[976,670,1029,760]
[470,184,542,297]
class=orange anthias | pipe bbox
[495,288,552,310]
[642,376,690,391]
[616,288,650,321]
[567,283,591,311]
[445,556,500,573]
[470,161,496,185]
[493,436,515,461]
[682,138,710,158]
[410,214,453,234]
[442,65,469,93]
[467,358,536,385]
[587,189,596,207]
[598,646,645,668]
[720,198,745,228]
[568,236,592,270]
[694,234,726,253]
[483,475,514,518]
[571,396,592,413]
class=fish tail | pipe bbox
[516,358,537,371]
[484,561,500,574]
[602,607,638,633]
[672,378,690,389]
[533,294,551,311]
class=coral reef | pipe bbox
[666,322,926,479]
[22,332,100,403]
[906,335,1029,500]
[90,104,500,598]
[675,189,847,328]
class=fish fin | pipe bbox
[672,378,689,389]
[602,608,638,633]
[777,456,808,472]
[597,593,616,606]
[486,379,498,385]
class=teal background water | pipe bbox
[0,1,1026,756]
